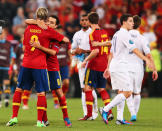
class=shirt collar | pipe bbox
[120,27,129,33]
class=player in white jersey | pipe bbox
[116,15,158,123]
[99,14,154,125]
[71,14,98,120]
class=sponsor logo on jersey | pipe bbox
[129,40,134,44]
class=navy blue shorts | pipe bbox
[60,65,69,80]
[48,71,62,90]
[17,67,50,93]
[84,68,106,88]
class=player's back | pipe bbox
[110,28,136,72]
[129,29,150,66]
[22,25,64,69]
[88,29,109,72]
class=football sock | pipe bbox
[134,94,141,115]
[126,94,136,116]
[4,84,10,102]
[92,90,98,112]
[42,98,48,122]
[12,88,23,118]
[37,94,46,122]
[100,90,112,114]
[117,100,125,121]
[52,90,59,105]
[85,90,93,117]
[103,93,126,112]
[22,90,31,106]
[82,92,87,116]
[59,95,68,119]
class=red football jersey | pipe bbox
[87,28,110,72]
[22,25,64,69]
[47,41,60,71]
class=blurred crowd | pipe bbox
[0,0,161,97]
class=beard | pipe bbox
[82,26,88,30]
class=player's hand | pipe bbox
[37,19,48,30]
[63,37,70,43]
[30,40,41,48]
[75,48,82,54]
[146,59,154,71]
[152,70,158,81]
[103,68,110,79]
[81,61,86,68]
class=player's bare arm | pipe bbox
[133,48,154,71]
[30,40,57,56]
[81,49,99,68]
[25,19,48,30]
[92,41,111,47]
[146,54,158,81]
[71,47,90,55]
[103,53,113,79]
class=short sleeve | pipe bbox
[141,37,150,55]
[46,28,64,42]
[72,33,78,49]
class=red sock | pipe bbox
[52,90,59,105]
[37,95,46,122]
[62,84,69,95]
[58,95,68,119]
[12,88,23,118]
[22,90,31,106]
[85,90,93,117]
[100,89,112,114]
[42,99,48,122]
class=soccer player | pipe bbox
[118,15,158,122]
[100,14,154,125]
[6,7,69,127]
[71,14,98,120]
[25,15,72,127]
[81,12,113,120]
[0,23,16,108]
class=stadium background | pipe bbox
[0,0,161,97]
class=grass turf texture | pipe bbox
[0,98,162,131]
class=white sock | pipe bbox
[117,100,125,121]
[103,93,126,112]
[82,92,87,116]
[134,94,141,115]
[92,90,98,112]
[126,94,136,116]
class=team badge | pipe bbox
[129,40,134,44]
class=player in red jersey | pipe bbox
[6,8,69,127]
[23,15,72,127]
[81,12,113,120]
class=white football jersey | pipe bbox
[72,28,92,50]
[128,29,150,72]
[109,28,136,72]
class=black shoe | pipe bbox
[5,102,9,107]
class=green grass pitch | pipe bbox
[0,97,162,131]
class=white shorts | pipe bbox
[110,71,134,92]
[133,71,144,94]
[78,67,86,88]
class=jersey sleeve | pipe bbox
[141,37,150,55]
[123,34,136,52]
[72,33,78,49]
[46,28,64,42]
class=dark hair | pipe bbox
[49,15,60,26]
[88,12,99,24]
[120,14,133,25]
[81,14,88,18]
[133,15,141,29]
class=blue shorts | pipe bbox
[17,67,50,93]
[84,68,106,88]
[48,71,62,90]
[60,65,69,80]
